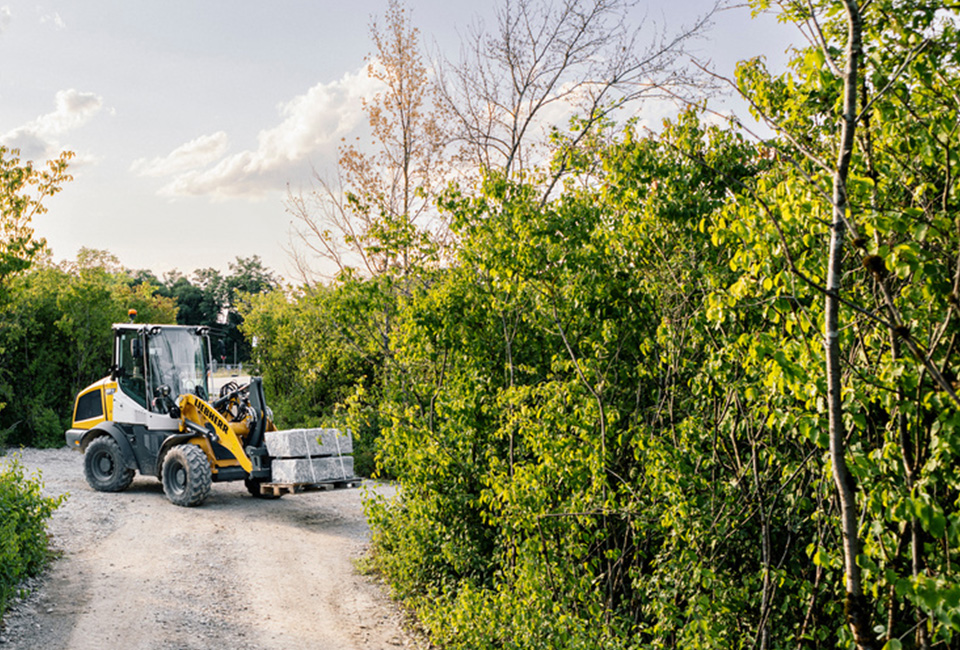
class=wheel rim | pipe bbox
[92,451,114,480]
[170,463,187,494]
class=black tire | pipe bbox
[161,445,212,507]
[84,436,135,492]
[244,477,281,500]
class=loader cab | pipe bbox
[113,324,212,413]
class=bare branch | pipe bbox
[436,0,718,180]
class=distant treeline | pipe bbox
[0,250,277,448]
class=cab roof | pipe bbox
[112,323,210,335]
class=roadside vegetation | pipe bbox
[0,454,63,620]
[243,1,960,648]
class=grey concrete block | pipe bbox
[264,428,353,458]
[271,456,355,483]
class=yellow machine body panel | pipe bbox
[179,394,253,473]
[70,378,119,435]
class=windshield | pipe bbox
[146,328,210,402]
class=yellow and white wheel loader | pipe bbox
[65,320,356,507]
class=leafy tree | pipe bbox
[128,268,161,288]
[220,255,279,364]
[359,113,767,648]
[0,146,72,292]
[282,0,450,480]
[239,285,380,473]
[163,275,210,325]
[0,146,72,428]
[723,2,960,647]
[225,255,278,297]
[0,255,176,448]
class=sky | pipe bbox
[0,0,797,284]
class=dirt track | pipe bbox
[0,447,422,650]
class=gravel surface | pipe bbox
[0,447,424,650]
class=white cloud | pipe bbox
[131,131,230,177]
[153,65,382,200]
[0,89,103,161]
[39,10,65,30]
[0,6,12,35]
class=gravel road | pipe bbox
[0,447,422,650]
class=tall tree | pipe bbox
[0,147,72,291]
[0,146,72,428]
[221,255,279,363]
[288,0,447,283]
[729,2,960,647]
[823,2,872,646]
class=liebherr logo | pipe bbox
[194,399,229,435]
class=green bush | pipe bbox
[0,454,64,617]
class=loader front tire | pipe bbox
[84,436,135,492]
[161,445,212,507]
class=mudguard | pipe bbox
[155,432,205,479]
[78,422,139,471]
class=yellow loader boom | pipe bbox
[178,394,253,474]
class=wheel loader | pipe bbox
[64,317,357,507]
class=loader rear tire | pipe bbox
[84,436,135,492]
[161,445,212,507]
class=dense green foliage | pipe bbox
[361,115,775,648]
[242,3,960,648]
[0,255,177,448]
[240,285,382,474]
[0,454,64,618]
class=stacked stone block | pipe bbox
[264,428,355,484]
[270,456,355,484]
[263,428,353,457]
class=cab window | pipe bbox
[116,330,148,407]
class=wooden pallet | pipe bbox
[259,478,361,497]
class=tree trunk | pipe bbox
[827,2,875,649]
